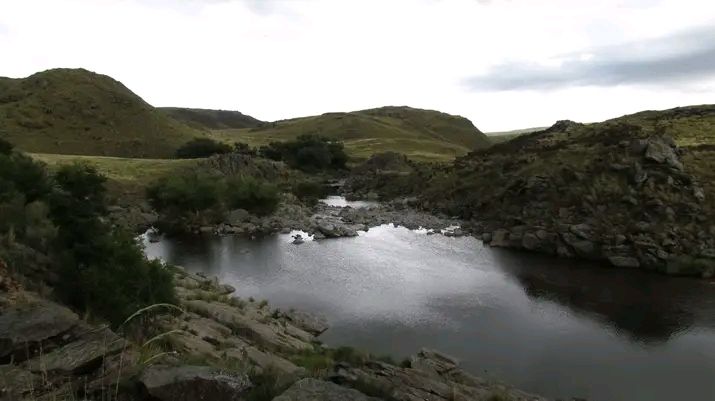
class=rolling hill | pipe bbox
[208,106,491,162]
[486,126,549,144]
[159,107,265,130]
[0,68,202,158]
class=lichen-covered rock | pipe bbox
[272,378,379,401]
[139,365,251,401]
[284,310,329,336]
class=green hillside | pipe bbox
[159,107,265,130]
[0,68,202,158]
[487,126,548,144]
[208,106,490,162]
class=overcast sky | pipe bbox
[1,0,714,131]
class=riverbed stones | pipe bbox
[139,365,251,401]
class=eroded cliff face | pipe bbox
[0,265,548,401]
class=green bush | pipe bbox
[0,156,176,327]
[147,172,222,214]
[49,163,176,326]
[176,138,232,159]
[258,135,348,171]
[225,176,280,216]
[234,142,257,156]
[291,181,328,206]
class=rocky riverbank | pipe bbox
[0,264,547,401]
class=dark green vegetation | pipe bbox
[175,137,233,159]
[159,107,265,130]
[0,138,175,326]
[147,164,282,232]
[348,106,715,277]
[259,135,348,172]
[208,106,490,162]
[0,68,200,158]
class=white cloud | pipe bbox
[0,0,714,131]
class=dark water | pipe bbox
[144,224,715,401]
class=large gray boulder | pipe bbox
[272,378,379,401]
[644,137,683,170]
[25,325,126,374]
[139,365,251,401]
[284,310,329,336]
[0,294,79,362]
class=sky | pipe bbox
[1,0,715,131]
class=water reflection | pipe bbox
[491,249,715,344]
[144,225,715,401]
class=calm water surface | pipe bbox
[144,224,715,401]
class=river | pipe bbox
[143,203,715,401]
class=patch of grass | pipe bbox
[30,153,198,202]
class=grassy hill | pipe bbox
[208,106,490,162]
[486,126,548,144]
[0,68,202,158]
[159,107,265,130]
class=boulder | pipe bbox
[608,256,640,268]
[25,325,126,374]
[0,294,79,362]
[184,300,313,352]
[284,310,329,336]
[223,346,302,376]
[489,229,511,247]
[139,365,251,401]
[644,137,683,170]
[272,378,379,401]
[521,232,541,251]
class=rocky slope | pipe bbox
[0,69,201,158]
[0,263,547,401]
[346,106,715,278]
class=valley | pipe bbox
[1,68,715,401]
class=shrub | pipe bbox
[234,142,257,156]
[258,135,348,171]
[49,163,176,326]
[176,138,232,159]
[0,137,13,155]
[147,172,222,215]
[225,176,280,216]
